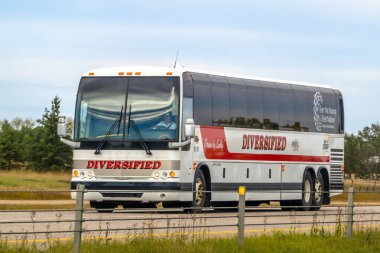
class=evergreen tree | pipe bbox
[29,96,72,171]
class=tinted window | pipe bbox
[261,81,279,130]
[244,79,263,129]
[228,77,248,128]
[292,85,309,132]
[182,72,193,97]
[192,73,212,126]
[210,75,230,126]
[276,83,295,131]
[312,87,338,133]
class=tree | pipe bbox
[29,96,72,171]
[0,120,19,170]
[358,123,380,178]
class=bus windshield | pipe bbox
[75,76,180,142]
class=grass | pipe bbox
[331,178,380,203]
[0,170,71,200]
[1,230,380,253]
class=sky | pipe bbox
[0,0,379,134]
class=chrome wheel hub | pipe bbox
[195,178,204,205]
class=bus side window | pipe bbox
[261,81,279,130]
[210,75,230,127]
[244,79,263,129]
[228,77,248,128]
[192,73,212,126]
[276,83,294,131]
[182,97,193,141]
[292,85,309,132]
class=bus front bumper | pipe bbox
[70,180,193,202]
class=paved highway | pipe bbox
[1,205,380,243]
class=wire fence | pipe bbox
[0,186,380,253]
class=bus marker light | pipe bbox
[169,171,175,177]
[167,72,173,75]
[118,72,124,76]
[193,162,197,170]
[127,72,133,75]
[73,170,79,177]
[341,164,344,172]
[281,164,285,172]
[135,72,141,75]
[89,72,94,76]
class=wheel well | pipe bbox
[198,164,211,206]
[318,167,329,190]
[199,165,211,192]
[318,167,330,204]
[304,167,316,181]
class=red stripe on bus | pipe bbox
[200,126,330,163]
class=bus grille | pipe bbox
[330,165,344,190]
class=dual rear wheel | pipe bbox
[281,171,325,211]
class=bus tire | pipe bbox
[299,171,314,211]
[192,169,207,211]
[90,201,116,213]
[312,173,325,211]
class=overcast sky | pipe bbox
[0,0,379,134]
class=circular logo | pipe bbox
[313,92,323,132]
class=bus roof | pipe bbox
[83,66,336,90]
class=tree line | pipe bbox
[0,95,379,175]
[345,123,380,178]
[0,96,72,171]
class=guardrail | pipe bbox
[0,186,379,253]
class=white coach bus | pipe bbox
[58,66,344,212]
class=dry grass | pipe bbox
[332,179,380,203]
[0,170,71,200]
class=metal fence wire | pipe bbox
[0,185,380,253]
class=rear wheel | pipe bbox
[90,201,117,213]
[297,171,314,211]
[312,173,325,211]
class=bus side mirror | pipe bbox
[57,116,67,137]
[185,118,195,139]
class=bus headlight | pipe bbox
[161,171,168,180]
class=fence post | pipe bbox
[73,184,85,253]
[347,186,354,239]
[237,186,246,247]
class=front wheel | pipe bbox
[192,169,208,210]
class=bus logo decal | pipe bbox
[86,160,161,170]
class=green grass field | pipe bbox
[1,231,380,253]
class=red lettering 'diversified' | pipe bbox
[86,160,161,170]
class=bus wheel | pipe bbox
[312,173,325,211]
[192,169,207,210]
[299,171,314,211]
[90,201,116,213]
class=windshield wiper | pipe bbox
[127,105,152,156]
[94,105,123,155]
